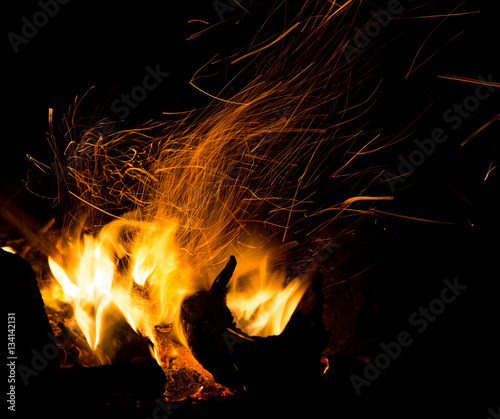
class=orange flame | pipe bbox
[48,216,308,356]
[45,0,395,366]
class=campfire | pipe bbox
[42,217,309,395]
[4,0,493,418]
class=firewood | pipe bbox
[3,248,59,415]
[180,256,256,390]
[2,248,167,415]
[96,303,160,369]
[180,258,329,396]
[57,321,107,365]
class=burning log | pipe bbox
[57,321,106,365]
[180,255,246,389]
[180,256,329,395]
[97,303,159,367]
[3,248,59,415]
[92,304,168,399]
[53,364,167,408]
[3,248,166,415]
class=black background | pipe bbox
[3,1,499,418]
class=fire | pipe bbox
[43,0,391,376]
[47,215,308,360]
[225,249,308,337]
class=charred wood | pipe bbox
[180,256,329,396]
[180,255,244,389]
[3,248,166,416]
[57,321,106,365]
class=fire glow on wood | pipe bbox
[44,219,308,359]
[4,0,494,414]
[37,2,383,395]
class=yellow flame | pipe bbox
[44,0,395,365]
[225,247,308,337]
[48,214,307,358]
[48,258,79,298]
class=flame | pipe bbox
[48,216,308,357]
[44,0,395,369]
[226,249,308,337]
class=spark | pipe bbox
[396,11,480,19]
[484,161,496,181]
[461,113,500,147]
[438,75,500,89]
[230,22,302,65]
[188,19,209,25]
[406,2,467,78]
[445,185,471,206]
[32,0,474,366]
[341,196,393,206]
[369,209,456,225]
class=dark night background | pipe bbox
[3,1,499,418]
